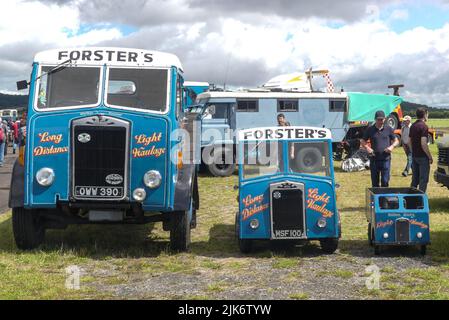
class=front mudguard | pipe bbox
[9,159,24,208]
[173,163,198,211]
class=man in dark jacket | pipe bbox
[361,110,399,187]
[408,108,432,193]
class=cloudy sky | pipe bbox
[1,0,449,106]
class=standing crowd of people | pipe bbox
[361,107,432,193]
[0,114,26,167]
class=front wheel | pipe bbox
[320,238,338,254]
[206,146,235,177]
[368,223,373,246]
[374,245,382,255]
[420,245,427,256]
[170,210,191,252]
[12,207,45,250]
[235,212,252,253]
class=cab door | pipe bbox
[201,102,232,145]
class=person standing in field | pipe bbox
[2,120,9,156]
[0,118,6,167]
[12,120,19,154]
[401,115,413,177]
[408,108,433,193]
[361,110,399,187]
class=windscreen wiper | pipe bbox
[35,58,73,82]
[16,58,73,90]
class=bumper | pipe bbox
[373,241,430,246]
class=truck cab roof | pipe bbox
[34,47,183,71]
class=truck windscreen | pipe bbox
[106,68,168,112]
[36,66,101,109]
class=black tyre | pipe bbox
[420,245,427,256]
[170,210,191,252]
[374,245,382,255]
[368,223,373,246]
[235,212,252,253]
[385,114,399,130]
[190,176,199,229]
[207,147,235,177]
[294,147,323,173]
[320,238,338,254]
[12,207,45,250]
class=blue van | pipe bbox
[236,126,340,253]
[9,47,200,251]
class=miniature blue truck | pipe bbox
[366,187,430,255]
[9,47,200,251]
[235,126,340,253]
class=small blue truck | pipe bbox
[366,187,430,255]
[235,126,340,253]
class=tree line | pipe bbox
[1,93,448,117]
[401,101,449,118]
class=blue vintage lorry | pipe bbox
[9,47,200,251]
[235,126,340,253]
[366,187,430,255]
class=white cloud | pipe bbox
[1,0,449,106]
[0,0,79,46]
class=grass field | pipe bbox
[0,145,449,299]
[426,118,449,130]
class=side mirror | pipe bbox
[16,80,29,91]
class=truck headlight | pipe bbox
[36,168,55,187]
[383,232,389,239]
[417,232,423,239]
[317,218,327,228]
[133,188,147,202]
[143,170,162,188]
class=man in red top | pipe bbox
[12,120,19,154]
[408,108,433,193]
